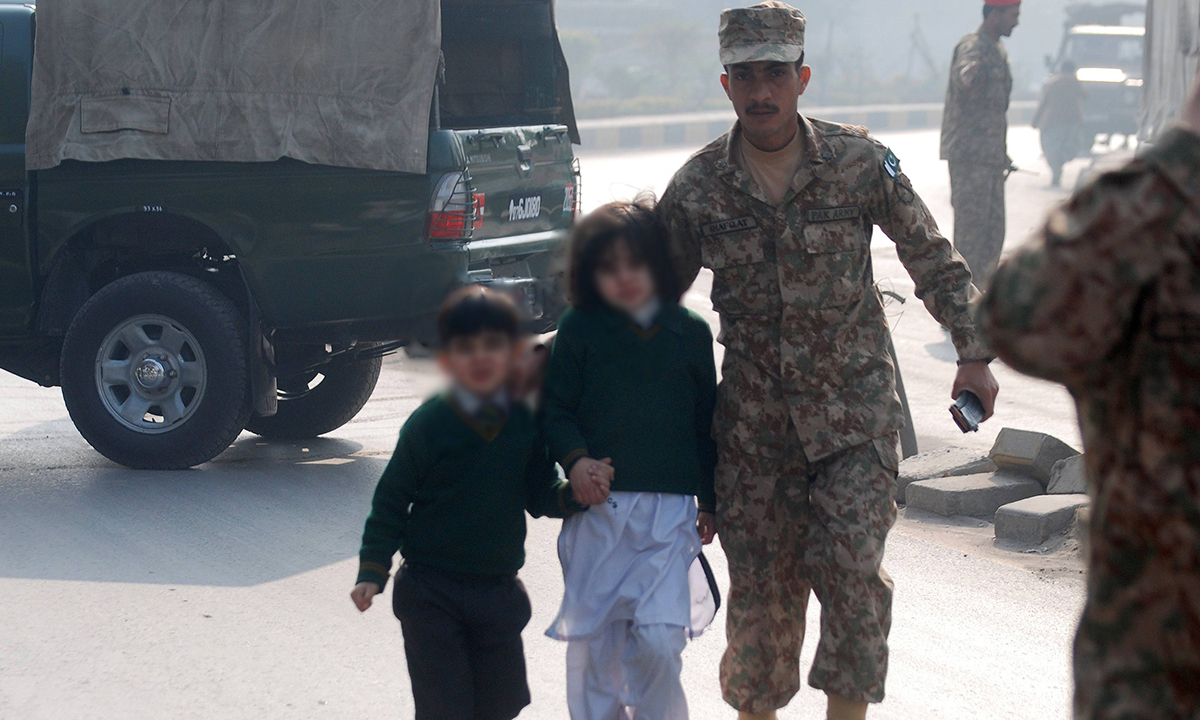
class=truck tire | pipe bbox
[60,272,252,469]
[245,354,382,440]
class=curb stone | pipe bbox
[989,428,1080,486]
[1048,454,1088,494]
[905,471,1043,518]
[896,445,998,504]
[994,494,1091,544]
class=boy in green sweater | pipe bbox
[350,287,590,720]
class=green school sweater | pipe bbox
[543,303,718,511]
[356,394,579,588]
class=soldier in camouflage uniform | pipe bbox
[980,73,1200,720]
[940,0,1021,286]
[657,4,1000,719]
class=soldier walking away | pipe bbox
[941,0,1021,287]
[658,3,1000,719]
[1033,60,1086,188]
[981,65,1200,720]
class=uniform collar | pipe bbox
[450,384,509,417]
[716,114,834,206]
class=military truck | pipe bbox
[0,2,579,469]
[1045,3,1147,143]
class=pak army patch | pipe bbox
[883,148,901,178]
[807,205,862,223]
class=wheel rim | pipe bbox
[94,314,208,434]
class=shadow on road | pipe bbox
[0,422,386,587]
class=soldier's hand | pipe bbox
[952,361,1000,421]
[697,512,716,545]
[350,581,381,612]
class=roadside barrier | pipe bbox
[577,100,1037,152]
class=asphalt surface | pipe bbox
[0,126,1097,719]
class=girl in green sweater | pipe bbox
[543,199,718,720]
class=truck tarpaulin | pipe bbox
[25,1,443,173]
[1142,0,1200,139]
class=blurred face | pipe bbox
[439,331,519,396]
[595,239,656,314]
[721,61,811,149]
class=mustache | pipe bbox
[745,102,780,114]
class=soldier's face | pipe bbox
[594,239,656,314]
[997,5,1020,36]
[722,61,811,143]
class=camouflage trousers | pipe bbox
[949,160,1006,287]
[717,426,900,711]
[1073,463,1200,720]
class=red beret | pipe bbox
[984,0,1021,5]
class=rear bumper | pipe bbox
[464,228,569,263]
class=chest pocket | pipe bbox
[798,220,868,308]
[699,231,777,317]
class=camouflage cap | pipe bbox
[719,2,807,66]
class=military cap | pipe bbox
[984,0,1021,5]
[719,2,807,66]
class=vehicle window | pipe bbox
[1066,34,1143,72]
[439,1,562,129]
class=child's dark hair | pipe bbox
[437,286,521,345]
[567,197,682,310]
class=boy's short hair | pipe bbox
[437,286,521,345]
[567,197,682,310]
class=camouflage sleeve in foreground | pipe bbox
[868,142,992,364]
[980,126,1200,387]
[659,179,704,295]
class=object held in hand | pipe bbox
[950,391,986,433]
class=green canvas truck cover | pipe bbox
[25,0,443,173]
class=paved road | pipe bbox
[0,126,1094,719]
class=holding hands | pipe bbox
[570,457,614,505]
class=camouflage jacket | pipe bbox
[941,29,1012,166]
[660,116,990,461]
[981,124,1200,527]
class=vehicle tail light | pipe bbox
[426,172,478,242]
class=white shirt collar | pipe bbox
[629,297,662,329]
[452,384,509,416]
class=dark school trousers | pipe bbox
[392,563,533,720]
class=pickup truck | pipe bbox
[0,3,579,469]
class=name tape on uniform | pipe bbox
[701,216,758,237]
[806,205,862,223]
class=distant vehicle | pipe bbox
[1046,3,1146,142]
[0,2,579,469]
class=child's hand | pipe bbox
[697,512,716,545]
[569,457,613,505]
[350,582,381,612]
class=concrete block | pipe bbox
[897,446,998,504]
[1048,454,1088,495]
[905,471,1043,518]
[994,494,1091,544]
[989,428,1080,486]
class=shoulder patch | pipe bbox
[883,149,901,178]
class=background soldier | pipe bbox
[940,0,1021,286]
[981,68,1200,720]
[658,3,1000,719]
[1032,59,1086,188]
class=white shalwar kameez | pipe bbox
[547,491,700,720]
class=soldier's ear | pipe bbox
[720,72,732,100]
[798,65,812,95]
